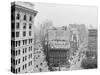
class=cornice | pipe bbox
[11,2,38,16]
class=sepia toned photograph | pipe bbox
[11,1,98,74]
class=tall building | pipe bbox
[88,29,97,52]
[47,26,70,49]
[46,26,71,70]
[68,24,88,53]
[11,2,38,73]
[69,24,88,45]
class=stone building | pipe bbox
[68,24,88,53]
[11,2,37,73]
[47,26,70,49]
[46,26,71,70]
[69,24,88,45]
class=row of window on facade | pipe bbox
[11,39,33,47]
[11,13,33,22]
[34,50,42,54]
[11,22,32,30]
[12,31,32,38]
[35,63,45,72]
[11,61,32,73]
[11,53,33,66]
[11,46,32,56]
[35,62,43,67]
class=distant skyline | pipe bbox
[15,1,98,29]
[33,2,98,29]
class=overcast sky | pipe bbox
[33,2,97,29]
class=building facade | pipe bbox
[11,2,37,73]
[88,29,97,52]
[69,24,88,45]
[47,26,70,49]
[46,26,71,70]
[68,24,88,53]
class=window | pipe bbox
[40,63,43,66]
[12,32,15,37]
[23,23,26,29]
[16,41,18,47]
[28,62,30,66]
[23,15,27,21]
[29,24,32,29]
[25,56,27,61]
[13,59,15,65]
[11,66,14,73]
[25,40,27,44]
[18,59,20,64]
[29,39,32,44]
[11,58,13,63]
[30,39,32,43]
[16,13,20,20]
[23,40,24,45]
[39,68,42,72]
[22,65,24,70]
[16,60,17,65]
[25,64,27,69]
[29,54,30,59]
[28,61,32,66]
[38,55,40,57]
[23,57,24,62]
[11,23,15,29]
[23,31,26,37]
[29,31,31,36]
[11,41,13,46]
[18,41,20,46]
[11,49,15,56]
[25,48,27,53]
[11,41,15,47]
[36,65,38,68]
[16,50,17,56]
[11,50,12,55]
[23,48,24,54]
[15,69,17,73]
[29,47,30,52]
[16,32,19,37]
[11,13,15,20]
[31,53,32,58]
[12,67,15,73]
[18,50,20,55]
[23,40,27,45]
[29,16,32,21]
[16,22,20,29]
[29,39,30,44]
[31,46,32,51]
[31,61,32,65]
[18,67,20,72]
[28,54,32,59]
